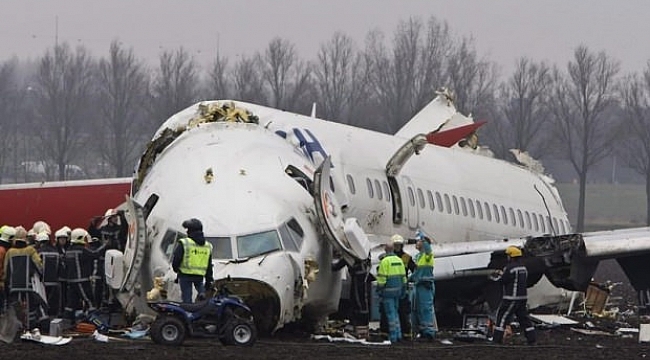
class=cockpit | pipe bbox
[159,218,305,261]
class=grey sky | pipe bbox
[1,0,649,76]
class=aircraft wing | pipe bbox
[417,227,650,294]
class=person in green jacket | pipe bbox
[409,233,436,339]
[377,241,407,343]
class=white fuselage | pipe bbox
[131,100,571,332]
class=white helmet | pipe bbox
[36,232,50,242]
[0,226,16,242]
[70,228,89,244]
[105,208,117,217]
[390,234,405,245]
[55,226,71,238]
[32,220,51,235]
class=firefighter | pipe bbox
[391,234,415,337]
[410,234,436,339]
[88,236,106,308]
[54,227,70,315]
[99,209,128,252]
[376,241,407,343]
[0,226,16,313]
[172,218,214,303]
[3,226,46,329]
[490,246,536,345]
[36,231,63,317]
[62,228,106,319]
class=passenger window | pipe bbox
[366,178,374,198]
[346,174,356,195]
[444,194,452,214]
[417,188,425,209]
[383,181,391,202]
[460,197,468,216]
[468,198,476,217]
[484,202,491,221]
[525,211,531,229]
[492,204,500,223]
[539,214,545,232]
[427,190,435,211]
[374,180,382,200]
[509,208,516,227]
[553,218,559,234]
[452,195,459,215]
[476,200,483,219]
[501,206,508,225]
[517,210,524,228]
[533,213,539,231]
[408,187,415,206]
[436,192,444,213]
[559,219,566,234]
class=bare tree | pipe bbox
[618,67,650,225]
[487,58,553,159]
[0,58,21,183]
[313,32,371,123]
[231,55,266,104]
[259,37,312,111]
[207,51,230,99]
[32,43,95,180]
[446,37,498,117]
[549,45,620,231]
[96,40,149,177]
[364,16,457,133]
[148,47,200,126]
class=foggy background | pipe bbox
[2,0,650,230]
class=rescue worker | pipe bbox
[410,234,436,339]
[490,246,536,345]
[391,234,415,338]
[88,236,106,308]
[36,231,63,317]
[172,218,214,303]
[3,226,46,329]
[55,227,71,313]
[376,241,407,343]
[99,209,128,252]
[0,226,16,313]
[62,228,106,319]
[332,254,372,339]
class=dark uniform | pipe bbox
[99,210,128,252]
[332,256,372,338]
[3,237,46,329]
[37,240,63,316]
[88,238,106,308]
[62,230,106,319]
[492,246,536,345]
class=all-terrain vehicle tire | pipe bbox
[221,317,257,346]
[151,315,186,346]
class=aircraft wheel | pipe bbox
[151,315,186,346]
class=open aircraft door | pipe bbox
[313,156,370,264]
[119,197,147,292]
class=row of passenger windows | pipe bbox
[345,174,570,235]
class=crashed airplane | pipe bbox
[5,89,650,334]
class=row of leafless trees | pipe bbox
[1,16,650,230]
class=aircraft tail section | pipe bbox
[394,89,479,149]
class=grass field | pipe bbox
[556,183,648,231]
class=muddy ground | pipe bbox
[2,259,648,360]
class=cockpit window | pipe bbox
[160,229,182,260]
[237,230,282,258]
[206,237,233,259]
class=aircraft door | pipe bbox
[313,156,370,264]
[401,176,419,230]
[120,197,147,292]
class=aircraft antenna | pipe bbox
[534,184,556,236]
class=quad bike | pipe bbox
[148,285,256,346]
